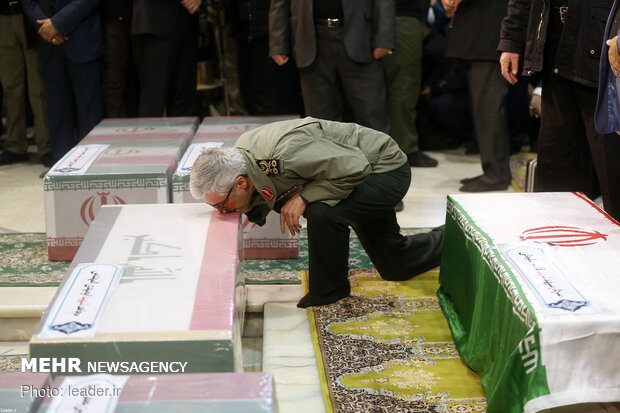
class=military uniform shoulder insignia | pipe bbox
[256,159,282,175]
[260,187,275,201]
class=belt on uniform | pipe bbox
[315,18,343,28]
[553,6,568,23]
[0,1,22,15]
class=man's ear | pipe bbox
[236,175,249,189]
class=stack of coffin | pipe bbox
[44,117,199,261]
[172,116,299,259]
[0,372,51,412]
[36,373,277,412]
[30,203,245,374]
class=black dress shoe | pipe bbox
[0,150,29,165]
[459,175,483,185]
[408,151,438,167]
[394,201,404,212]
[459,179,508,192]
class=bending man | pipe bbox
[190,117,444,308]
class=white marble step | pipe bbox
[262,302,325,413]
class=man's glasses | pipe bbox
[207,186,234,211]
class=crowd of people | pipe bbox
[0,0,619,221]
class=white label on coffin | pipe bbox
[88,126,192,135]
[48,145,109,175]
[199,123,263,133]
[38,264,124,339]
[175,142,225,175]
[48,374,128,413]
[94,205,212,333]
[503,245,596,314]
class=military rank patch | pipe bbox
[276,185,299,202]
[256,159,282,175]
[260,187,275,201]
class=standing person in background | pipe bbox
[0,0,51,166]
[101,0,136,118]
[384,0,438,168]
[236,0,302,116]
[132,0,201,117]
[22,0,103,164]
[269,0,395,134]
[443,0,512,192]
[499,0,620,221]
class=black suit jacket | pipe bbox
[445,0,509,62]
[132,0,184,37]
[22,0,103,63]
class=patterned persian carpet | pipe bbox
[0,233,70,286]
[305,269,487,412]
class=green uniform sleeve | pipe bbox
[285,135,372,205]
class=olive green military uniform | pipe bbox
[235,117,443,304]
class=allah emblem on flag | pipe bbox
[519,226,608,247]
[80,192,126,226]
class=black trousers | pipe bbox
[299,25,390,134]
[537,71,620,221]
[132,11,198,117]
[466,61,512,186]
[304,164,443,295]
[40,50,102,162]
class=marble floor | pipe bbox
[0,149,514,411]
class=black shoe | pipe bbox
[408,151,438,167]
[0,150,29,165]
[40,152,54,168]
[459,179,508,192]
[459,175,483,185]
[394,201,404,212]
[297,284,351,308]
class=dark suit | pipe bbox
[132,0,198,117]
[445,0,512,188]
[269,0,395,133]
[22,0,103,162]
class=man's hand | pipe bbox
[181,0,202,14]
[607,36,620,77]
[441,0,461,18]
[271,54,289,66]
[373,48,392,59]
[500,52,520,84]
[280,194,306,236]
[37,19,67,43]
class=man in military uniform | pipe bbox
[190,117,444,308]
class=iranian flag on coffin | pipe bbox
[437,192,620,412]
[45,120,197,261]
[81,117,198,143]
[171,116,300,259]
[0,373,51,412]
[32,204,245,374]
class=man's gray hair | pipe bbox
[189,147,247,199]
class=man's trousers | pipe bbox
[304,163,443,295]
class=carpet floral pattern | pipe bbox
[0,233,69,286]
[307,269,487,412]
